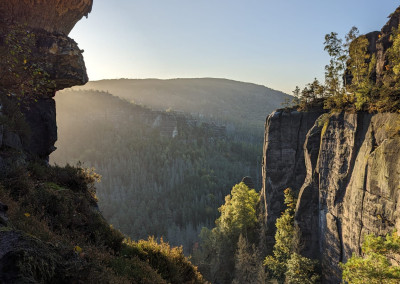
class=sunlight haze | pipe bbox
[71,0,400,94]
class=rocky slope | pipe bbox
[262,111,400,282]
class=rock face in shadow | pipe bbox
[0,0,92,159]
[262,110,400,283]
[261,109,324,251]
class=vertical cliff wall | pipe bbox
[262,111,400,282]
[261,110,324,249]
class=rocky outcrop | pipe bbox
[261,109,324,250]
[345,6,400,84]
[0,1,92,280]
[376,6,400,80]
[0,1,91,159]
[0,0,93,34]
[262,110,400,282]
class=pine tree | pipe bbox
[233,234,262,284]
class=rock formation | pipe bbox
[0,0,91,159]
[0,1,92,279]
[262,110,400,282]
[262,9,400,282]
[376,6,400,80]
[0,0,93,34]
[261,110,324,250]
[263,111,400,283]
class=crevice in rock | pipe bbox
[336,215,344,262]
[358,163,368,254]
[293,112,304,190]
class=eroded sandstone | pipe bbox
[263,111,400,283]
[0,0,92,159]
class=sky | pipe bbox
[70,0,400,94]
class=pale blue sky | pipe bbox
[71,1,400,94]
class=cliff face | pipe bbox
[262,8,400,282]
[262,111,400,282]
[261,110,325,250]
[0,0,91,159]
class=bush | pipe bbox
[121,237,205,284]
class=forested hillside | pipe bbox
[51,89,266,252]
[72,78,290,134]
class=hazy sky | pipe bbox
[71,0,400,94]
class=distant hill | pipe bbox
[72,78,291,133]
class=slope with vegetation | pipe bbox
[0,160,204,283]
[0,0,205,282]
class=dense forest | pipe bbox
[51,89,270,252]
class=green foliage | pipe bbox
[193,182,260,283]
[217,182,259,236]
[264,188,320,284]
[296,23,400,112]
[232,234,266,284]
[121,237,205,284]
[264,188,297,283]
[297,79,325,110]
[0,162,205,283]
[285,253,320,284]
[341,231,400,284]
[324,31,347,98]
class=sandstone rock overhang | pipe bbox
[0,0,93,35]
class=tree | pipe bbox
[193,182,260,283]
[324,32,346,97]
[285,253,320,284]
[264,188,320,283]
[264,188,297,283]
[346,31,373,110]
[233,234,265,284]
[217,182,259,238]
[341,231,400,284]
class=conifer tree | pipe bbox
[341,231,400,283]
[233,234,263,284]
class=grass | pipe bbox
[0,161,206,283]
